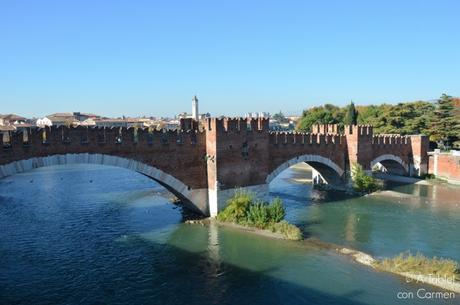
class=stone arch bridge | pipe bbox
[0,118,428,216]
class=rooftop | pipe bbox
[0,114,27,121]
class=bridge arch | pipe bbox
[371,154,409,176]
[266,154,345,186]
[0,153,208,214]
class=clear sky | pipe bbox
[1,0,459,118]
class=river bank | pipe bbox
[185,218,460,293]
[373,173,431,185]
[186,218,289,240]
[335,246,460,293]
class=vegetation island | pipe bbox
[216,191,302,240]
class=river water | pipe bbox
[0,164,459,305]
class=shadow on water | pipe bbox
[1,236,371,305]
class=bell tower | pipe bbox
[192,95,199,121]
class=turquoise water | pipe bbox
[0,164,459,305]
[273,167,460,261]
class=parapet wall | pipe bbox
[310,124,375,136]
[269,132,346,145]
[1,126,206,149]
[205,117,269,132]
[344,125,374,136]
[311,124,339,134]
[372,135,412,145]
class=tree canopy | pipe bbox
[296,94,460,148]
[429,94,460,147]
[296,104,345,131]
[272,111,289,123]
[344,101,358,125]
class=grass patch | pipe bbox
[374,252,460,280]
[267,221,302,241]
[216,190,302,240]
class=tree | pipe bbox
[344,101,358,125]
[272,111,288,123]
[357,102,434,135]
[295,96,457,144]
[430,94,460,148]
[296,104,344,131]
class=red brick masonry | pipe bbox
[0,119,429,215]
[429,151,460,184]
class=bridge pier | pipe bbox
[208,184,269,217]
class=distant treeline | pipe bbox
[296,94,460,149]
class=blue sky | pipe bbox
[1,0,459,118]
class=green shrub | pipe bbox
[247,201,270,228]
[375,252,460,280]
[352,163,380,193]
[268,221,302,240]
[269,197,285,223]
[216,190,253,222]
[216,191,302,240]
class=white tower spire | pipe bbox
[192,95,199,121]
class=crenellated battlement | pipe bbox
[310,124,375,136]
[311,124,339,134]
[344,124,374,136]
[372,135,412,146]
[205,117,269,133]
[269,131,346,146]
[1,125,206,148]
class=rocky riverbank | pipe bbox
[336,246,460,293]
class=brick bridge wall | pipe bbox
[0,118,429,216]
[428,151,460,184]
[0,125,209,214]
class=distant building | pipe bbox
[0,114,27,126]
[176,112,189,120]
[79,118,97,126]
[198,112,211,120]
[192,95,199,121]
[286,115,300,122]
[176,96,209,121]
[45,112,102,127]
[163,119,180,130]
[36,117,53,128]
[245,112,270,119]
[46,113,79,127]
[95,118,153,128]
[269,119,296,131]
